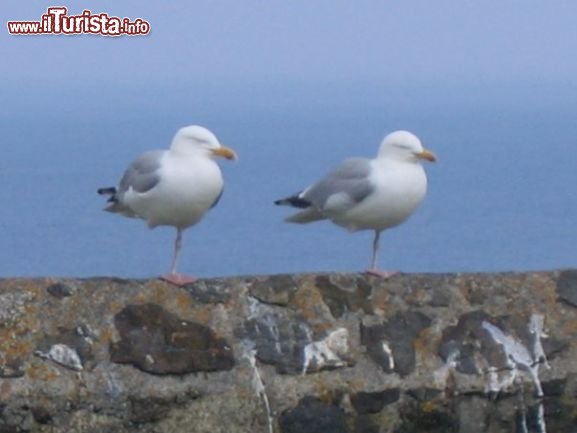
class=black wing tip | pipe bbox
[97,187,117,196]
[274,195,311,208]
[98,187,119,203]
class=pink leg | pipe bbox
[365,269,398,279]
[161,273,197,285]
[365,230,398,279]
[160,228,197,285]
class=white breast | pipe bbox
[335,159,427,232]
[125,152,224,229]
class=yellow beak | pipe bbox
[416,149,437,162]
[211,146,237,160]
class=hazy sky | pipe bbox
[3,1,577,96]
[2,2,577,277]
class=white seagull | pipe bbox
[275,130,436,277]
[98,125,236,285]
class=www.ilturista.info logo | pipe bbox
[7,7,150,36]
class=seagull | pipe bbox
[275,130,436,277]
[98,125,236,285]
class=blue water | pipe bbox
[1,86,576,278]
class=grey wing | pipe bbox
[117,150,164,196]
[101,150,163,216]
[302,157,374,210]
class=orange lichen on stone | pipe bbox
[0,381,12,400]
[561,318,577,335]
[414,327,437,355]
[0,272,575,432]
[190,307,211,324]
[26,362,60,382]
[150,286,173,304]
[367,286,393,314]
[176,291,192,313]
[6,341,33,361]
[421,400,439,413]
[406,286,430,307]
[309,380,340,405]
[98,327,115,345]
[290,283,327,324]
[107,300,129,317]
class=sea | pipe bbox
[1,84,576,279]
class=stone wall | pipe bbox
[1,270,577,432]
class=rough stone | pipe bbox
[541,378,566,396]
[129,396,175,424]
[354,416,380,433]
[439,311,509,375]
[183,278,233,304]
[278,397,347,433]
[361,310,431,376]
[0,271,575,432]
[0,290,33,325]
[0,403,35,433]
[0,361,25,378]
[351,388,401,414]
[301,327,352,374]
[455,396,493,433]
[395,400,458,433]
[542,337,569,359]
[557,269,577,307]
[110,303,235,374]
[35,326,96,371]
[46,282,76,298]
[540,398,577,432]
[236,296,351,374]
[429,285,452,307]
[406,387,443,402]
[315,274,373,317]
[439,309,568,398]
[247,274,298,305]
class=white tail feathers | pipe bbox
[285,209,326,224]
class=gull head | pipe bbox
[378,130,436,163]
[170,125,237,160]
